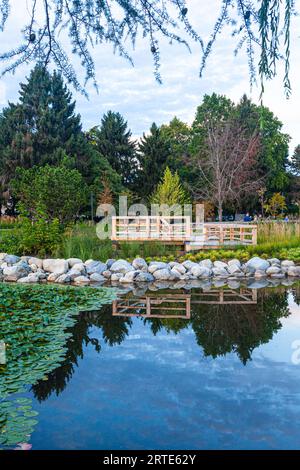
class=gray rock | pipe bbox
[268,258,281,265]
[228,259,241,268]
[182,260,198,270]
[228,264,242,275]
[67,258,83,268]
[190,265,210,278]
[102,270,112,279]
[28,257,43,269]
[246,257,270,271]
[266,266,282,275]
[287,266,300,277]
[135,272,155,283]
[132,258,148,271]
[55,273,71,284]
[90,273,106,283]
[148,262,168,273]
[36,269,48,280]
[169,263,186,275]
[43,259,69,274]
[214,260,228,269]
[119,271,140,283]
[17,273,40,284]
[199,259,213,269]
[254,270,267,279]
[3,265,28,281]
[66,269,82,281]
[73,275,90,285]
[72,263,86,273]
[106,259,116,270]
[0,253,7,261]
[212,267,229,277]
[85,261,107,275]
[47,272,61,282]
[281,260,295,267]
[4,254,20,265]
[110,260,134,274]
[153,268,173,280]
[111,273,124,281]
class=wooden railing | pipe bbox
[112,294,191,319]
[111,216,191,241]
[111,216,257,247]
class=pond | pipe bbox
[1,282,300,450]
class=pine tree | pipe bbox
[150,167,190,206]
[94,111,137,188]
[291,145,300,175]
[137,123,170,197]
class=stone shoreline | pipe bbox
[1,253,300,287]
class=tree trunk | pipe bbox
[218,204,223,223]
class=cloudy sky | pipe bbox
[0,0,299,152]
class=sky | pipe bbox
[0,0,299,153]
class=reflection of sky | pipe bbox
[29,296,300,450]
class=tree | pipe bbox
[150,167,190,206]
[0,2,295,95]
[92,111,137,188]
[12,165,88,224]
[136,123,170,198]
[290,145,300,175]
[192,118,261,222]
[264,193,287,217]
[0,65,95,188]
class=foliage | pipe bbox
[12,165,88,224]
[0,2,296,95]
[150,167,190,206]
[91,111,137,188]
[290,145,300,175]
[136,122,170,198]
[0,283,116,448]
[264,193,287,217]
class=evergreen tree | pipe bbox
[290,145,300,175]
[93,111,137,188]
[150,167,190,206]
[137,123,170,198]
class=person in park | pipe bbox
[244,213,252,222]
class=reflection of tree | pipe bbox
[143,317,188,336]
[32,305,132,401]
[190,290,290,364]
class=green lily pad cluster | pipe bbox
[0,284,116,449]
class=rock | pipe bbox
[212,267,229,277]
[199,259,213,269]
[281,260,295,267]
[66,269,82,281]
[28,257,43,269]
[4,254,20,265]
[119,271,140,283]
[55,273,71,284]
[0,253,7,261]
[153,268,172,280]
[106,259,116,270]
[266,266,282,275]
[214,261,228,269]
[43,259,69,274]
[268,258,281,265]
[287,266,300,277]
[135,272,155,282]
[110,260,134,274]
[132,258,148,271]
[182,260,198,270]
[17,273,40,283]
[148,262,168,274]
[85,261,107,275]
[3,265,28,281]
[72,263,86,273]
[254,270,267,279]
[190,265,209,278]
[228,264,242,275]
[73,276,90,285]
[169,263,186,275]
[246,257,270,271]
[111,273,124,281]
[228,259,241,268]
[36,269,48,280]
[47,272,61,282]
[67,258,83,268]
[102,270,112,279]
[90,273,106,283]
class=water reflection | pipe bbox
[32,285,295,402]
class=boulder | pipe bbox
[148,262,168,274]
[268,258,281,265]
[106,259,116,270]
[227,264,242,275]
[85,261,107,275]
[111,273,124,281]
[254,270,267,279]
[110,260,134,274]
[0,253,7,261]
[119,271,140,283]
[72,263,86,273]
[132,258,148,272]
[212,267,229,277]
[281,260,295,268]
[228,259,241,268]
[190,265,208,278]
[287,266,300,277]
[214,261,228,269]
[199,259,214,269]
[102,270,112,279]
[55,274,71,284]
[90,273,106,283]
[135,272,155,282]
[66,269,82,281]
[67,258,83,268]
[4,254,20,265]
[36,269,48,280]
[153,268,173,281]
[17,273,40,284]
[3,265,28,281]
[28,257,43,269]
[246,257,270,271]
[43,259,69,274]
[169,263,186,275]
[73,276,90,285]
[47,272,61,282]
[266,266,282,275]
[182,260,198,270]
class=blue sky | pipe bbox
[0,0,299,152]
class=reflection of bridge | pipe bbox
[112,289,258,319]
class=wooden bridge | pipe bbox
[111,216,257,251]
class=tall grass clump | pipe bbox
[258,221,300,244]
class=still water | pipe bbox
[1,283,300,450]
